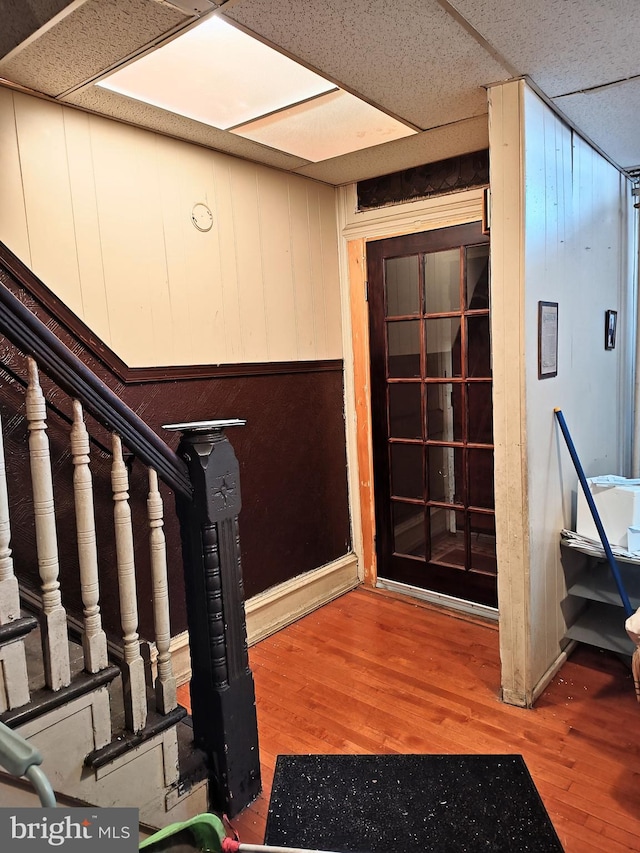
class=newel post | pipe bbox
[164,419,261,817]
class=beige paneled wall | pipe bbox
[490,80,633,705]
[0,88,342,366]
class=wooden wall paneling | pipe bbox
[13,94,82,316]
[288,176,316,359]
[228,159,268,362]
[547,105,571,670]
[63,109,110,343]
[525,90,559,678]
[130,129,174,367]
[0,90,31,265]
[319,183,343,358]
[154,134,221,366]
[617,168,634,477]
[3,92,346,369]
[256,169,297,363]
[520,84,631,696]
[89,120,158,363]
[306,183,329,358]
[152,134,195,365]
[210,158,245,364]
[547,107,571,667]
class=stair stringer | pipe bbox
[4,685,209,828]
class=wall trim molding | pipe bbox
[245,554,360,646]
[502,641,577,708]
[167,554,360,685]
[340,186,484,242]
[337,186,485,591]
[0,242,343,383]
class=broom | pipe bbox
[140,813,352,853]
[221,841,350,853]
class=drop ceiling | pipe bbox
[1,0,639,185]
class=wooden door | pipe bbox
[367,222,496,607]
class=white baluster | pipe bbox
[71,400,108,673]
[25,358,70,690]
[147,468,177,714]
[0,413,31,710]
[111,433,147,732]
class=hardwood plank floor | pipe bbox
[177,587,640,853]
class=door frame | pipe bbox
[338,185,487,591]
[366,224,496,607]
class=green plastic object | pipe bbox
[139,813,226,853]
[0,719,43,778]
[0,720,56,807]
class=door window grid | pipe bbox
[383,244,495,575]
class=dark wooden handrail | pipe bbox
[0,276,192,499]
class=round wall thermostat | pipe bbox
[191,202,213,232]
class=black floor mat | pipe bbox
[264,754,564,852]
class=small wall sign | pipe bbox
[605,310,617,350]
[538,301,558,379]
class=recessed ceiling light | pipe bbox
[98,16,335,130]
[97,14,416,161]
[231,89,416,162]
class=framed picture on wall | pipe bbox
[605,310,617,350]
[538,301,558,379]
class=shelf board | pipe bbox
[564,600,634,656]
[568,561,640,609]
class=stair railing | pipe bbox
[0,242,261,815]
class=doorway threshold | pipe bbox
[376,578,498,622]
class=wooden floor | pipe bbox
[177,587,640,853]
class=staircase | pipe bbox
[0,242,260,826]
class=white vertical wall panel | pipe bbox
[0,90,342,367]
[0,89,31,265]
[211,157,243,364]
[13,93,83,318]
[88,119,163,364]
[63,109,110,343]
[256,168,297,362]
[319,184,343,357]
[490,80,632,704]
[153,134,223,366]
[288,177,316,359]
[228,160,269,362]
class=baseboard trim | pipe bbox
[531,641,577,705]
[501,641,577,709]
[167,554,360,685]
[245,554,360,646]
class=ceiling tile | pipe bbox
[0,0,190,97]
[224,0,511,129]
[449,0,640,97]
[553,78,640,171]
[0,0,75,60]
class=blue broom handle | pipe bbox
[554,408,634,617]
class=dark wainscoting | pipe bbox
[0,244,351,640]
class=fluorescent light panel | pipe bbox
[98,15,415,161]
[232,89,416,161]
